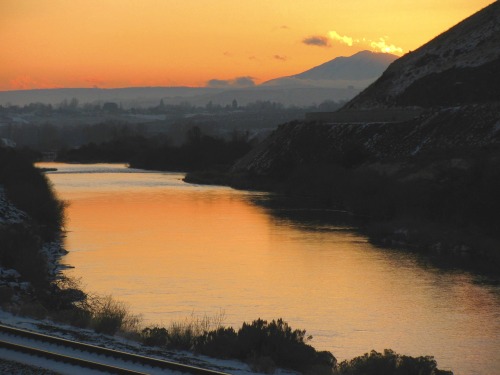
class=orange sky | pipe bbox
[0,0,495,90]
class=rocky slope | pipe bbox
[233,103,500,176]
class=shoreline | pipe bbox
[183,169,500,281]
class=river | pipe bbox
[40,162,499,375]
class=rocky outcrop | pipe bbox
[233,103,500,178]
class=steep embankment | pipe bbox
[233,104,500,175]
[0,148,67,305]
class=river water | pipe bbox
[40,162,499,375]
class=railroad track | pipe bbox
[0,323,232,375]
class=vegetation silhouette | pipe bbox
[0,148,65,291]
[58,126,253,174]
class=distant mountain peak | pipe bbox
[263,50,398,88]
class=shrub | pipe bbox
[236,319,335,373]
[141,326,169,347]
[196,327,239,358]
[0,225,49,289]
[335,349,452,375]
[89,295,140,335]
[51,307,92,328]
[0,147,66,240]
[142,316,335,374]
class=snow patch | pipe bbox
[0,310,294,375]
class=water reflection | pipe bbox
[40,163,500,375]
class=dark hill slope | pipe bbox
[343,1,500,109]
[232,104,500,177]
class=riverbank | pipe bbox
[185,165,500,281]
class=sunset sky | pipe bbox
[0,0,495,90]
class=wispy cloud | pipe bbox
[327,31,353,47]
[302,36,330,47]
[206,76,256,88]
[304,29,404,55]
[370,38,403,54]
[273,55,287,61]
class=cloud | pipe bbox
[206,76,256,88]
[302,36,330,47]
[370,38,403,54]
[273,55,287,61]
[309,29,404,55]
[327,31,353,46]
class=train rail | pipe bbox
[0,323,232,375]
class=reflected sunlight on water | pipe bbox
[40,163,500,375]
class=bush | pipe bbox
[196,327,239,358]
[0,148,65,240]
[0,225,49,289]
[141,316,335,374]
[141,326,169,346]
[89,295,140,335]
[51,307,92,328]
[236,319,335,373]
[335,349,452,375]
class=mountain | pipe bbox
[344,2,500,109]
[263,50,397,88]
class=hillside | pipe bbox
[226,2,500,275]
[344,2,500,109]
